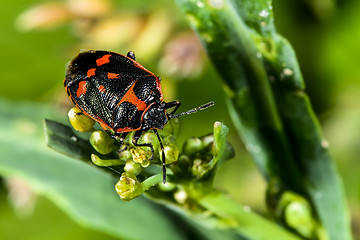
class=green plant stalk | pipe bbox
[176,0,352,239]
[141,173,163,190]
[91,154,124,166]
[198,191,303,240]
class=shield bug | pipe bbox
[64,50,214,183]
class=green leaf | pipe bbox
[175,0,352,239]
[44,119,94,161]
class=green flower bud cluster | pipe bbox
[266,179,326,239]
[170,134,216,180]
[68,108,233,202]
[67,107,182,200]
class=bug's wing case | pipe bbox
[65,76,114,128]
[65,50,162,131]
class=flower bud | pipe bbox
[118,149,132,161]
[131,148,150,167]
[281,192,317,239]
[169,155,192,178]
[201,134,214,152]
[140,132,158,147]
[192,159,207,177]
[139,132,159,158]
[163,144,179,164]
[115,172,144,201]
[174,190,187,204]
[182,137,203,156]
[157,181,176,192]
[68,107,95,132]
[124,159,142,176]
[90,130,114,155]
[161,118,179,136]
[162,135,177,145]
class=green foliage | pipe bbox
[1,0,359,239]
[0,98,239,240]
[175,0,352,239]
[42,108,305,239]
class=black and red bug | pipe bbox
[64,50,214,183]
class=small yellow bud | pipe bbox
[68,107,95,132]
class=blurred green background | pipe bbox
[1,0,360,239]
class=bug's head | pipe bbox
[142,102,168,130]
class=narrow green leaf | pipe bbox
[277,91,351,239]
[44,119,93,161]
[176,0,303,192]
[176,0,352,239]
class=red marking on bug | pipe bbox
[118,81,147,111]
[108,73,119,79]
[100,122,110,131]
[156,77,163,101]
[96,54,111,66]
[132,61,151,73]
[98,85,106,93]
[77,81,87,98]
[115,126,138,133]
[87,68,96,78]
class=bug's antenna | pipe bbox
[169,101,215,119]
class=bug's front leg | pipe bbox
[117,132,129,153]
[153,129,166,183]
[132,130,154,161]
[105,131,129,153]
[164,101,181,116]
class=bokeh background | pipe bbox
[1,0,360,239]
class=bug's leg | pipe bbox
[116,132,129,145]
[153,129,166,183]
[132,130,154,161]
[105,130,117,140]
[127,51,136,60]
[164,101,181,116]
[105,131,127,149]
[116,132,129,153]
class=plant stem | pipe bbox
[198,191,302,240]
[141,173,163,190]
